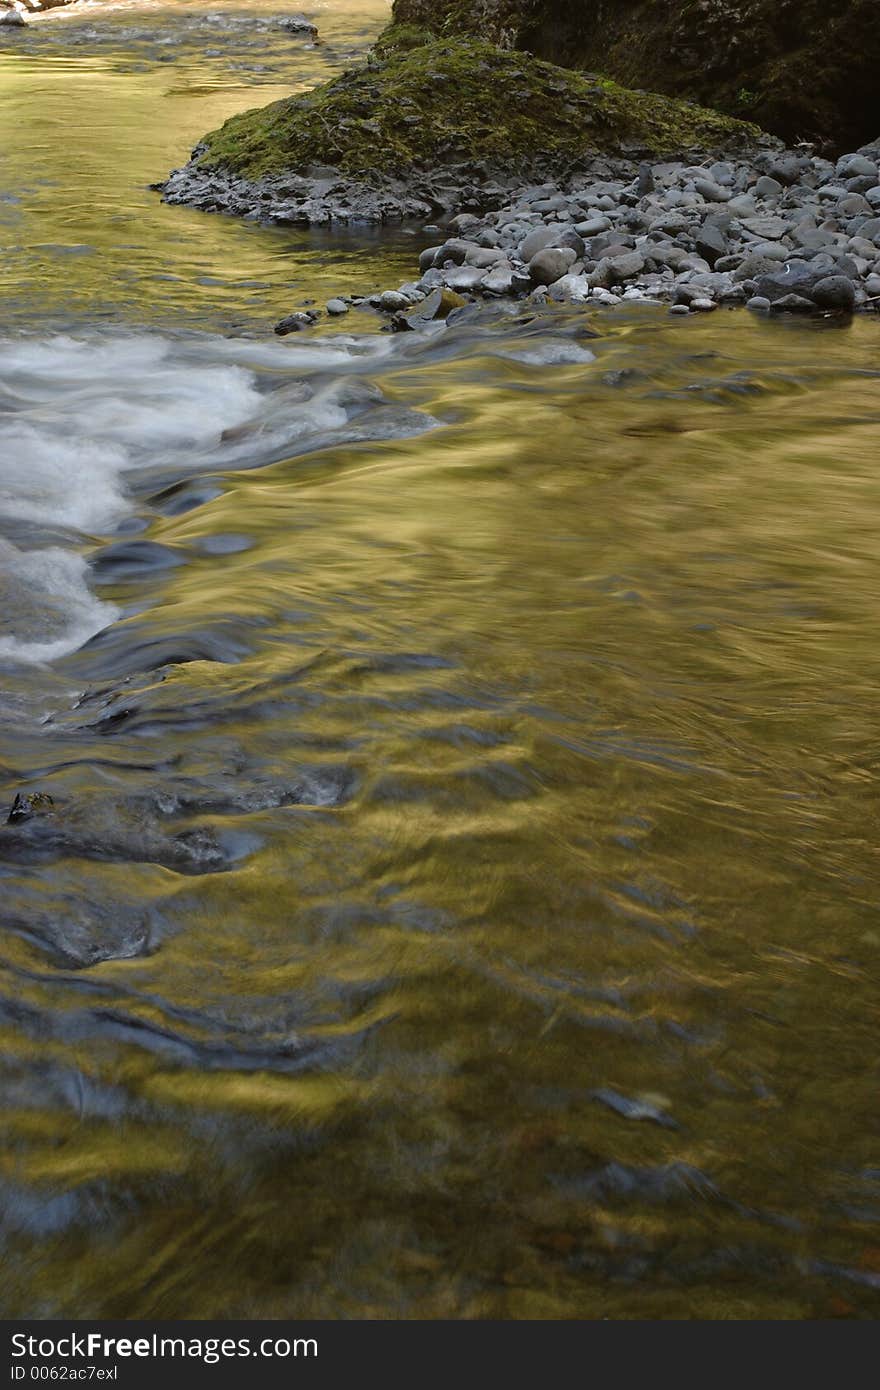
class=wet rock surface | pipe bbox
[161,154,441,227]
[258,137,880,323]
[277,13,318,39]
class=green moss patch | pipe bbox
[372,22,437,58]
[390,0,880,150]
[195,39,760,184]
[390,0,530,47]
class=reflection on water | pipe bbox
[1,2,880,1322]
[0,0,415,330]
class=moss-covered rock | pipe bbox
[391,0,880,149]
[372,21,437,58]
[195,39,759,185]
[388,0,532,48]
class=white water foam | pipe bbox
[0,329,412,665]
[0,540,118,665]
[0,334,268,528]
[0,333,268,663]
[186,333,396,371]
[499,342,597,367]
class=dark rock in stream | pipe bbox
[1,791,231,875]
[90,540,186,582]
[274,309,320,334]
[809,274,857,310]
[7,791,55,825]
[278,14,318,40]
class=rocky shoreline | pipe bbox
[381,139,880,321]
[166,137,880,327]
[156,19,880,329]
[161,154,445,227]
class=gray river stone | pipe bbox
[520,225,564,262]
[433,239,474,267]
[696,222,728,266]
[176,132,880,324]
[442,266,488,292]
[754,175,783,198]
[606,251,645,282]
[755,260,829,303]
[809,275,856,310]
[837,154,879,180]
[528,246,578,285]
[465,246,506,269]
[740,216,793,240]
[694,178,732,203]
[378,290,410,312]
[771,293,817,313]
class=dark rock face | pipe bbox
[809,275,857,310]
[755,260,859,312]
[390,0,530,48]
[392,0,880,150]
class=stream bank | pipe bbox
[159,27,880,323]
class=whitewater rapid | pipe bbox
[0,329,414,665]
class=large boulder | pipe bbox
[391,0,880,150]
[755,259,858,311]
[189,39,758,186]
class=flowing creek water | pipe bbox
[1,0,879,1320]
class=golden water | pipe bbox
[0,1,878,1319]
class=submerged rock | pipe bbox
[278,13,318,39]
[406,287,467,322]
[274,309,320,334]
[7,792,54,825]
[770,293,817,313]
